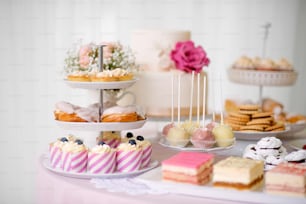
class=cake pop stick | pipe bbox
[189,71,195,122]
[219,75,224,125]
[197,73,200,124]
[177,73,181,126]
[162,73,175,136]
[202,75,206,128]
[211,71,216,122]
[171,73,174,123]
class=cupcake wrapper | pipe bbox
[102,139,121,148]
[141,145,152,168]
[87,152,116,174]
[49,145,62,169]
[116,150,143,172]
[62,151,88,173]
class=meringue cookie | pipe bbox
[285,150,306,163]
[265,155,286,171]
[257,137,282,148]
[257,137,283,158]
[243,144,264,161]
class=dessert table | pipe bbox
[36,121,306,204]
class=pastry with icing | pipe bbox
[91,68,134,82]
[67,71,91,82]
[54,101,99,122]
[101,105,144,122]
[276,58,294,71]
[232,56,255,70]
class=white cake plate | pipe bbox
[42,154,159,179]
[55,119,147,131]
[64,78,138,90]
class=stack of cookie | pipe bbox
[225,104,286,132]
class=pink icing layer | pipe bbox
[162,152,214,169]
[270,163,306,176]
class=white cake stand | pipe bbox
[227,22,298,105]
[227,69,298,104]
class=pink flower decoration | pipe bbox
[79,45,92,69]
[170,41,210,73]
[100,42,116,59]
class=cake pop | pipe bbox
[167,126,189,147]
[212,123,234,147]
[162,123,174,136]
[212,76,234,147]
[191,128,215,148]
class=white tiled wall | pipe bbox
[0,0,305,203]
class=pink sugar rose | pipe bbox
[79,45,92,69]
[170,41,210,73]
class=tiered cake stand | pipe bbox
[44,46,154,179]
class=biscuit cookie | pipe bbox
[226,116,250,122]
[225,119,247,126]
[226,123,241,131]
[247,119,271,126]
[239,129,262,132]
[229,112,250,120]
[265,123,285,131]
[239,104,260,111]
[270,127,285,132]
[240,125,265,131]
[252,112,273,119]
[239,110,259,115]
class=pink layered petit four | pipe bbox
[162,152,214,185]
[265,163,306,197]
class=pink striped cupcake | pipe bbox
[61,139,88,173]
[49,135,77,169]
[87,142,116,174]
[136,135,152,168]
[96,131,121,148]
[116,140,143,172]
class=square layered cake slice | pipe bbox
[162,152,214,185]
[213,156,264,190]
[265,162,306,197]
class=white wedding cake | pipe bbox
[120,30,207,118]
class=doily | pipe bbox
[91,178,168,195]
